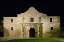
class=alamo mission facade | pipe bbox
[3,7,60,38]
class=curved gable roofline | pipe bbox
[17,7,47,17]
[24,7,40,14]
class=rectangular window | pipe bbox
[50,18,52,22]
[11,19,13,22]
[11,27,13,30]
[51,27,53,30]
[30,18,34,22]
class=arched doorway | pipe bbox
[29,28,35,37]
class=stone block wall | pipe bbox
[3,7,60,38]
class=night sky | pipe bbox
[0,0,64,27]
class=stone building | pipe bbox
[3,7,60,38]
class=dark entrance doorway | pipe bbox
[29,28,35,37]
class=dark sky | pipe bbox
[0,0,64,27]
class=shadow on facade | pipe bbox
[4,28,9,37]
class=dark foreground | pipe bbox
[0,38,64,42]
[6,38,62,42]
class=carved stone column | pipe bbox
[37,23,39,38]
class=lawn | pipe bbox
[6,38,62,42]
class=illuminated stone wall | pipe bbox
[3,7,60,38]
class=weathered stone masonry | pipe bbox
[3,7,60,39]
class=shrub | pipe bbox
[43,28,62,38]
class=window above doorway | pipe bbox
[30,18,34,22]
